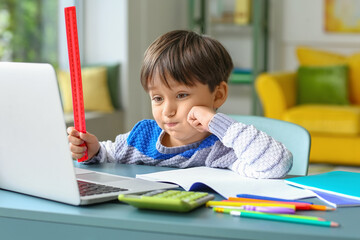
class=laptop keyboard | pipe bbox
[77,180,127,196]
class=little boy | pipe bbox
[68,30,292,179]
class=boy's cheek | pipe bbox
[151,107,161,119]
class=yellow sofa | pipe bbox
[255,47,360,166]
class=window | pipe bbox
[0,0,58,67]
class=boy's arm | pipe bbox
[83,140,115,164]
[209,113,293,179]
[83,132,130,164]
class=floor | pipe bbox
[308,163,360,175]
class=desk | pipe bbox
[0,163,359,240]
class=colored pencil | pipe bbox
[236,194,313,204]
[206,201,296,210]
[213,207,325,221]
[212,205,295,214]
[227,197,335,211]
[229,211,339,227]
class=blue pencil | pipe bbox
[236,194,313,204]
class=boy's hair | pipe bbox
[140,30,233,92]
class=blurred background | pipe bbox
[1,0,360,172]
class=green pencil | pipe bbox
[230,211,339,227]
[213,207,325,221]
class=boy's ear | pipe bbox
[213,81,228,109]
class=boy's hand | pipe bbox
[187,106,216,132]
[67,127,100,160]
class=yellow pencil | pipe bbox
[206,201,296,210]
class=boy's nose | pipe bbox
[163,101,176,117]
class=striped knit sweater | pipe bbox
[85,113,293,179]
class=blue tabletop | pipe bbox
[0,163,359,240]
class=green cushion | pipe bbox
[105,63,120,109]
[297,65,349,105]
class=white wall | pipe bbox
[83,0,188,131]
[268,0,360,72]
[83,0,127,65]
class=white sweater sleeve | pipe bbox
[83,132,130,164]
[209,113,293,178]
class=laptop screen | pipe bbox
[0,62,81,205]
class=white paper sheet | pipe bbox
[137,167,315,200]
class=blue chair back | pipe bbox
[229,115,311,176]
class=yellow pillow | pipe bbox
[296,46,347,66]
[296,47,360,105]
[348,53,360,104]
[58,67,114,113]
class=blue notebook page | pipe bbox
[285,171,360,201]
[312,190,360,208]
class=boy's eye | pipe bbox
[152,96,163,103]
[177,93,189,99]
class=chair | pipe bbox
[229,115,311,176]
[255,47,360,166]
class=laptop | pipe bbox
[0,62,176,205]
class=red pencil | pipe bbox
[226,197,335,211]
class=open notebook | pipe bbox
[137,166,315,200]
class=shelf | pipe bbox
[209,23,253,35]
[229,68,252,84]
[188,0,268,115]
[229,72,252,84]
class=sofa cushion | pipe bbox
[283,104,360,136]
[297,65,349,105]
[84,63,121,109]
[297,47,360,105]
[58,66,115,113]
[348,53,360,104]
[297,47,347,66]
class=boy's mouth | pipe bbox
[165,122,178,128]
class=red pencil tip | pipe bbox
[330,221,340,227]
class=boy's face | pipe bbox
[148,75,218,147]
